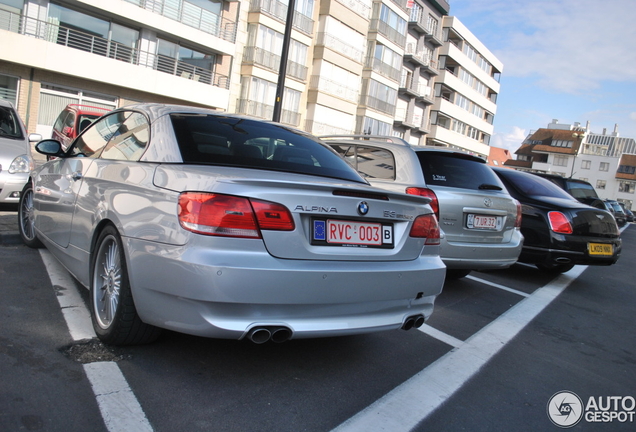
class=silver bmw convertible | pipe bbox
[19,104,445,345]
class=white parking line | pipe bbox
[332,265,587,432]
[40,250,153,432]
[466,275,530,297]
[417,324,463,348]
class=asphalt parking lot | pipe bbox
[1,203,634,431]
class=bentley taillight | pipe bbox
[548,211,572,234]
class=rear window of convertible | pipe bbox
[170,114,364,183]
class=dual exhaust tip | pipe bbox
[401,314,425,331]
[246,326,293,344]
[246,315,425,343]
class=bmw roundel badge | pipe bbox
[358,201,369,215]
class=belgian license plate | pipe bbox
[312,219,393,247]
[588,243,613,256]
[467,214,501,230]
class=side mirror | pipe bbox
[35,139,65,157]
[28,133,43,143]
[62,126,72,136]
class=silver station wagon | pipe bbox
[19,105,445,345]
[323,136,524,279]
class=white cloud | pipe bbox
[451,0,636,95]
[491,126,527,153]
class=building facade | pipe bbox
[505,120,636,210]
[2,0,502,158]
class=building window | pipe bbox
[581,160,591,169]
[553,155,568,167]
[617,165,636,175]
[596,180,606,190]
[619,181,635,194]
[0,74,19,105]
[360,116,391,135]
[361,79,397,115]
[600,162,610,171]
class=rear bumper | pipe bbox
[441,229,523,270]
[520,236,622,267]
[124,237,446,340]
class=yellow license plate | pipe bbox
[588,243,613,256]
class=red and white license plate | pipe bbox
[467,214,501,230]
[313,219,393,246]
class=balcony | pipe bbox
[236,99,300,126]
[315,32,364,63]
[408,7,430,35]
[125,0,237,43]
[249,0,314,35]
[370,19,406,48]
[305,119,354,136]
[425,31,443,47]
[309,75,359,103]
[335,0,371,19]
[359,94,395,115]
[366,57,401,82]
[243,46,308,82]
[0,11,229,89]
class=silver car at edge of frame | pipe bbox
[18,104,446,346]
[0,99,42,203]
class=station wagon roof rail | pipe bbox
[319,135,411,146]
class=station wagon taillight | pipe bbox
[406,187,439,220]
[178,192,294,238]
[410,214,441,245]
[514,199,522,228]
[548,211,573,234]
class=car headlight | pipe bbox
[8,154,34,174]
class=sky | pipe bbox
[448,0,636,154]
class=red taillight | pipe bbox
[250,200,295,231]
[514,199,522,228]
[406,187,439,220]
[410,214,441,245]
[178,192,294,238]
[548,211,572,234]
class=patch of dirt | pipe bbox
[61,339,129,363]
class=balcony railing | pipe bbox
[305,120,354,136]
[125,0,237,42]
[236,99,300,126]
[370,19,406,48]
[0,11,229,89]
[309,75,359,103]
[367,57,401,82]
[315,32,364,63]
[359,94,395,115]
[335,0,371,19]
[243,46,308,82]
[249,0,314,35]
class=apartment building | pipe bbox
[1,0,237,137]
[1,0,502,159]
[505,120,636,209]
[428,16,502,159]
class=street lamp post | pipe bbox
[272,0,296,123]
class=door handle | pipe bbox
[72,172,83,181]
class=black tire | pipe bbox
[446,269,471,279]
[536,263,575,274]
[18,182,43,248]
[90,225,161,345]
